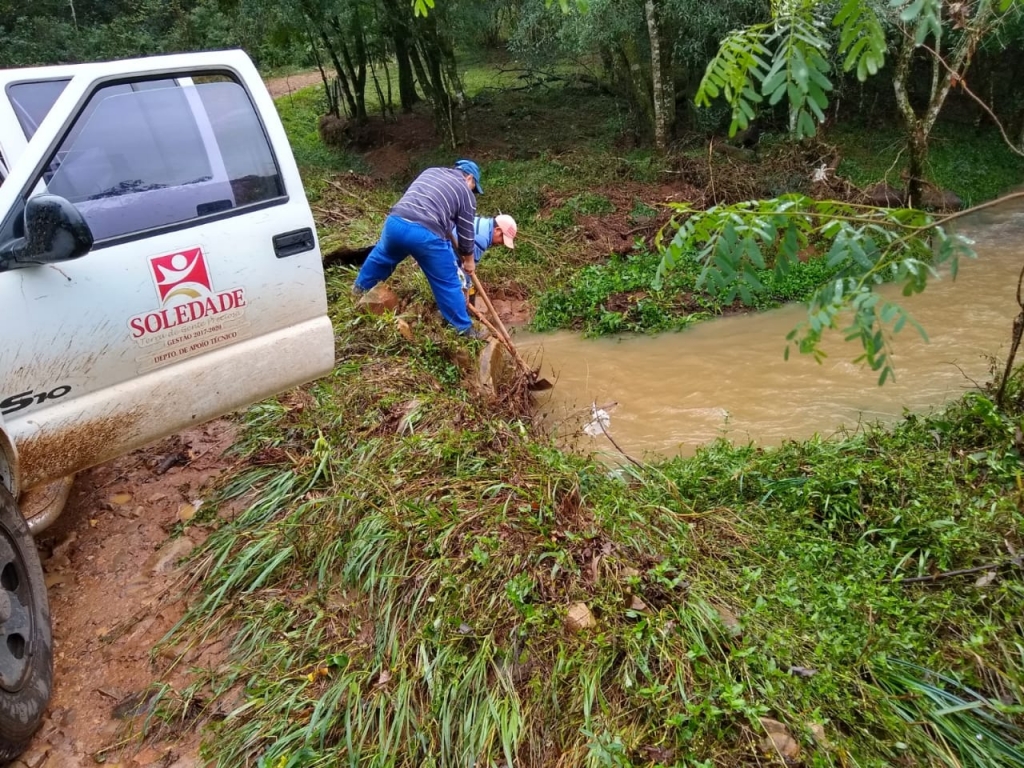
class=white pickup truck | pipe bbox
[0,51,335,759]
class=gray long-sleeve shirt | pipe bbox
[390,167,476,256]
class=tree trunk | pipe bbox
[307,28,338,116]
[412,13,463,147]
[408,44,434,101]
[892,7,991,207]
[316,25,358,118]
[329,15,367,122]
[380,0,420,111]
[644,0,674,150]
[907,128,928,208]
[394,33,419,110]
[615,40,654,139]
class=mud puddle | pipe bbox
[16,421,238,768]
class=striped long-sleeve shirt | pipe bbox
[390,167,476,256]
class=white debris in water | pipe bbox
[583,404,611,437]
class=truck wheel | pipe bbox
[0,487,52,761]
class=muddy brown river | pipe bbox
[518,200,1024,460]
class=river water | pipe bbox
[517,200,1024,461]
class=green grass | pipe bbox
[531,248,844,336]
[273,86,364,182]
[148,281,1023,767]
[830,122,1024,207]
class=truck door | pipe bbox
[0,51,335,491]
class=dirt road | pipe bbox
[264,70,322,98]
[16,422,237,768]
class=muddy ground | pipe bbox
[16,422,238,768]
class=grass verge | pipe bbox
[151,275,1024,768]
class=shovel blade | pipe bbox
[528,376,554,391]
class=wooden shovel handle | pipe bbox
[469,272,533,375]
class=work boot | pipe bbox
[463,327,489,341]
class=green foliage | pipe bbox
[832,123,1024,208]
[414,0,588,17]
[695,24,771,135]
[833,0,886,81]
[531,243,840,335]
[0,0,311,69]
[532,249,710,334]
[656,195,975,383]
[873,659,1024,768]
[695,0,894,139]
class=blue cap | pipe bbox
[454,159,483,195]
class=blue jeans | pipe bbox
[354,216,472,333]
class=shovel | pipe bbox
[469,271,553,391]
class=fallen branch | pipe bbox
[595,413,644,470]
[899,559,1021,584]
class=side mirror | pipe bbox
[0,195,94,271]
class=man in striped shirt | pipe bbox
[354,159,485,338]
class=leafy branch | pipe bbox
[695,0,892,139]
[654,197,976,384]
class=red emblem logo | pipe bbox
[149,248,212,304]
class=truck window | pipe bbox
[40,75,285,242]
[7,79,70,140]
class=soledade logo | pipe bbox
[129,246,247,342]
[149,247,212,304]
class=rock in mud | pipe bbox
[760,717,801,762]
[566,602,596,632]
[144,536,196,576]
[714,604,743,637]
[478,339,514,393]
[921,185,964,212]
[10,742,50,768]
[357,285,400,315]
[864,182,907,207]
[808,722,832,750]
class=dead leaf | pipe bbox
[110,493,133,505]
[376,669,392,687]
[629,595,648,612]
[975,570,998,588]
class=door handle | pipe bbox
[273,228,316,259]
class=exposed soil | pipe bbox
[264,70,323,99]
[16,421,238,768]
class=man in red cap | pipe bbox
[455,214,518,304]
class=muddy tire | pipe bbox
[0,486,52,762]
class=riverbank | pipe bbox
[152,286,1024,767]
[139,72,1024,767]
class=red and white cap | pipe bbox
[495,214,518,249]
